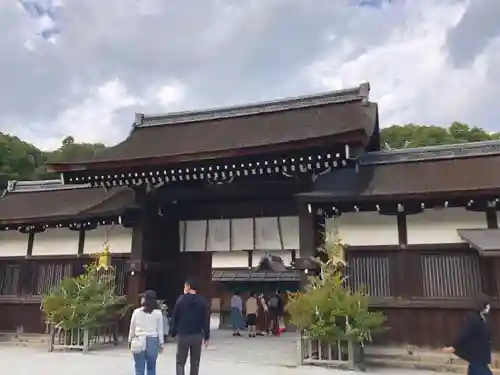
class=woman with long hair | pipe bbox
[128,290,164,375]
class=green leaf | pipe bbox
[285,234,386,344]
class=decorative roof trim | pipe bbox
[134,82,370,128]
[7,179,91,194]
[359,140,500,166]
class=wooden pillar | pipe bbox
[298,203,320,289]
[127,217,146,305]
[299,203,316,259]
[481,208,498,297]
[126,188,147,306]
[397,211,423,297]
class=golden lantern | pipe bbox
[97,242,112,270]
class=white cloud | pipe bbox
[25,79,142,150]
[307,0,500,129]
[2,0,500,150]
[153,83,186,111]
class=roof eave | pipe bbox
[296,188,500,203]
[0,209,126,228]
[48,129,369,173]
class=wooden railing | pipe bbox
[48,323,120,353]
[297,332,364,370]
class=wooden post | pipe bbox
[299,203,316,260]
[298,203,317,292]
[127,188,148,306]
[481,207,499,297]
[82,329,89,353]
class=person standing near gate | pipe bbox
[171,279,210,375]
[230,291,244,336]
[128,290,164,375]
[245,292,259,338]
[267,291,283,335]
[442,296,492,375]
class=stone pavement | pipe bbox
[3,330,449,375]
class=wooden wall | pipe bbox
[346,245,500,349]
[0,255,129,333]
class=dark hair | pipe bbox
[249,291,256,297]
[142,290,157,299]
[141,290,158,314]
[142,297,158,314]
[185,278,199,292]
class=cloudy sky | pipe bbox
[1,0,499,150]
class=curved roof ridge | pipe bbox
[134,82,371,128]
[7,179,91,194]
[359,139,500,166]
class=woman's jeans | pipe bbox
[133,336,160,375]
[468,363,493,375]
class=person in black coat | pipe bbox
[442,296,492,375]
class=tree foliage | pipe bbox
[380,122,500,150]
[0,122,498,181]
[285,232,386,344]
[41,261,130,330]
[0,133,105,181]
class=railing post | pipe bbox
[48,328,55,352]
[296,331,303,366]
[113,322,118,345]
[82,329,89,353]
[347,339,355,370]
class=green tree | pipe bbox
[41,261,130,330]
[285,233,386,344]
[0,133,46,180]
[381,122,500,150]
[1,122,500,182]
[0,133,106,181]
[45,138,106,164]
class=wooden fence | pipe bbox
[0,256,128,334]
[345,245,500,349]
[49,323,120,352]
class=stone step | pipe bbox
[366,357,500,375]
[0,333,51,345]
[0,340,50,348]
[364,346,500,374]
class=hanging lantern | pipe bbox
[97,242,112,270]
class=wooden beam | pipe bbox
[127,188,147,305]
[481,207,498,297]
[486,208,498,229]
[26,232,34,257]
[277,217,285,251]
[298,203,316,260]
[77,230,85,256]
[396,212,408,247]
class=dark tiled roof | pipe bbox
[298,141,500,201]
[212,269,301,282]
[0,180,134,225]
[359,140,500,165]
[48,83,377,167]
[458,229,500,256]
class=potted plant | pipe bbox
[286,232,386,369]
[41,261,130,349]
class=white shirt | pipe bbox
[128,307,164,345]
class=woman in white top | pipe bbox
[128,290,164,375]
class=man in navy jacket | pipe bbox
[443,296,492,375]
[171,279,210,375]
